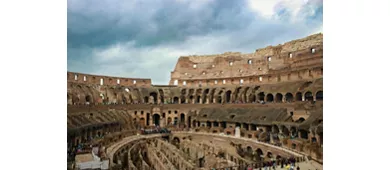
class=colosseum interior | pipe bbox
[67,33,323,170]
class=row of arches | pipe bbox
[68,85,322,105]
[134,113,188,127]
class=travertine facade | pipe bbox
[67,34,323,170]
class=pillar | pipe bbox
[179,98,182,104]
[199,98,202,104]
[206,97,209,104]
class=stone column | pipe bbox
[206,97,209,104]
[185,98,189,104]
[179,98,182,104]
[199,98,202,104]
[213,98,216,104]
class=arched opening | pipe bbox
[257,92,265,101]
[255,148,263,161]
[196,96,201,103]
[296,117,305,123]
[213,121,219,127]
[173,97,179,104]
[299,130,309,139]
[174,117,178,125]
[266,94,274,102]
[146,113,150,126]
[246,146,253,156]
[172,137,180,148]
[144,96,149,103]
[180,96,186,104]
[206,121,211,128]
[153,114,160,126]
[275,93,283,103]
[202,89,209,104]
[85,95,92,103]
[192,120,197,127]
[188,116,192,128]
[267,152,273,158]
[180,113,185,123]
[217,96,222,103]
[305,91,313,101]
[167,117,172,125]
[234,87,242,103]
[285,93,293,102]
[291,127,297,138]
[189,96,194,104]
[316,91,323,101]
[312,137,317,143]
[158,89,164,104]
[296,92,303,101]
[150,92,158,104]
[249,94,256,103]
[226,90,232,103]
[221,122,227,128]
[292,143,297,149]
[282,126,290,137]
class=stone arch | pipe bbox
[72,95,80,104]
[275,93,283,103]
[285,93,294,102]
[316,90,323,101]
[255,148,263,161]
[295,92,303,101]
[257,92,265,101]
[172,137,180,148]
[299,129,309,139]
[304,91,313,101]
[173,97,179,104]
[291,127,298,137]
[141,95,149,103]
[210,88,216,103]
[150,92,158,104]
[281,126,290,136]
[266,152,273,158]
[158,89,165,104]
[180,89,187,104]
[146,113,150,126]
[153,113,160,126]
[234,87,242,103]
[192,120,197,127]
[225,90,232,103]
[196,96,201,104]
[272,125,279,133]
[266,93,274,102]
[296,117,305,123]
[249,93,256,103]
[85,95,92,103]
[180,113,185,124]
[202,88,209,104]
[243,87,250,103]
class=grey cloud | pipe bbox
[68,0,323,85]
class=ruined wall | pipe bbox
[67,72,152,87]
[169,33,323,87]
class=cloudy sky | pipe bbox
[67,0,322,85]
